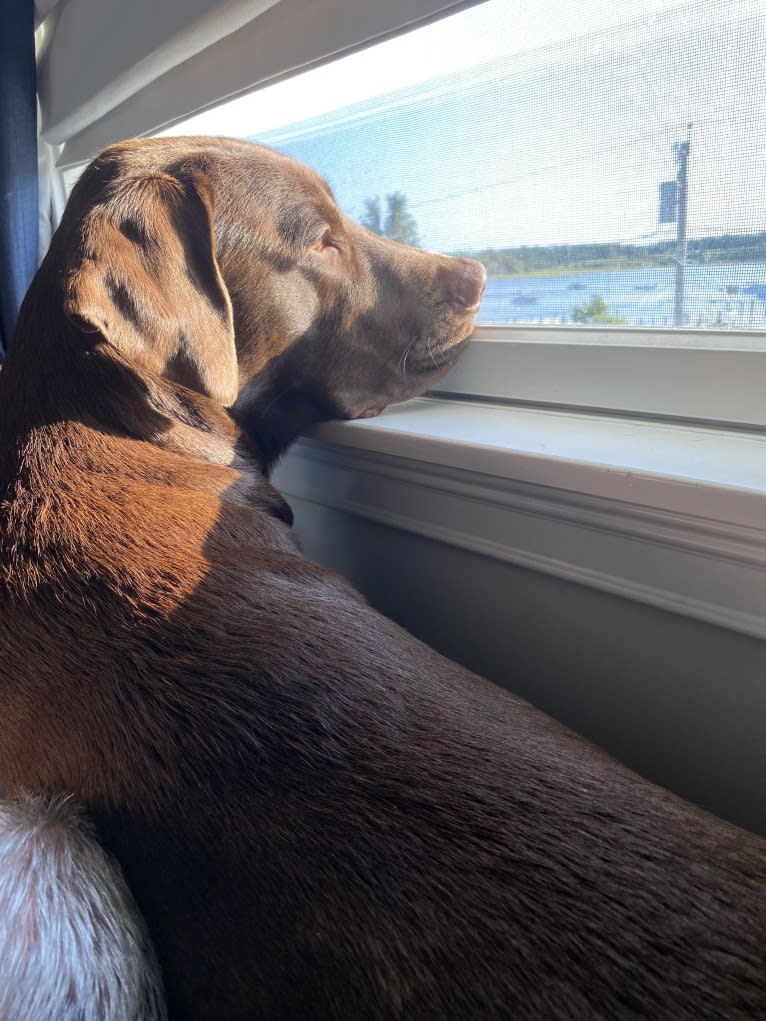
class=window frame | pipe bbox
[435,324,766,431]
[59,0,766,435]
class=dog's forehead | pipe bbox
[72,138,338,232]
[213,148,342,244]
[225,144,336,210]
[92,136,332,199]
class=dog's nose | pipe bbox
[443,257,487,312]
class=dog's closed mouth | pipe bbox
[348,406,384,420]
[413,333,473,373]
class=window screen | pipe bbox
[171,0,766,330]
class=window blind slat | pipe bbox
[43,0,481,168]
[38,0,281,144]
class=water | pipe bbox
[477,262,766,329]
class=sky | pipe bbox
[164,0,766,252]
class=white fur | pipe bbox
[0,793,166,1021]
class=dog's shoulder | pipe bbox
[0,392,300,614]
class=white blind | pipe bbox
[36,0,481,168]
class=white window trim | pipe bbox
[272,384,766,641]
[438,325,766,429]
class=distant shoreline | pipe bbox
[454,233,766,279]
[484,258,766,281]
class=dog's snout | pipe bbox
[442,257,487,312]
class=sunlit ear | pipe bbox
[65,170,238,406]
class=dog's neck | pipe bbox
[1,289,317,486]
[0,308,259,475]
[0,327,295,528]
[230,386,328,472]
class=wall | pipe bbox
[288,494,766,836]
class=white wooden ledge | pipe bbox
[273,397,766,640]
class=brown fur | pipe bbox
[0,137,764,1020]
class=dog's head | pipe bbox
[57,137,485,461]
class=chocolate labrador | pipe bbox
[0,137,764,1021]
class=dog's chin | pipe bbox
[343,333,475,421]
[350,406,384,420]
[410,331,473,377]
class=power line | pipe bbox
[408,111,764,211]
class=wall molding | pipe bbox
[273,421,766,641]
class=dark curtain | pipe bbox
[0,0,38,357]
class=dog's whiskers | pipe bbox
[397,336,419,376]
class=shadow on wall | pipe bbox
[286,494,766,838]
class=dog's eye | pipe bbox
[311,229,336,254]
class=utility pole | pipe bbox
[672,124,692,327]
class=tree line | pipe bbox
[458,232,766,277]
[359,192,766,279]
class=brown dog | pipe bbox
[0,137,764,1021]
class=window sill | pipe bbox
[272,397,766,640]
[433,326,766,429]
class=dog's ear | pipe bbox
[65,170,238,406]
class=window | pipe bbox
[161,0,766,428]
[48,0,765,638]
[164,0,766,334]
